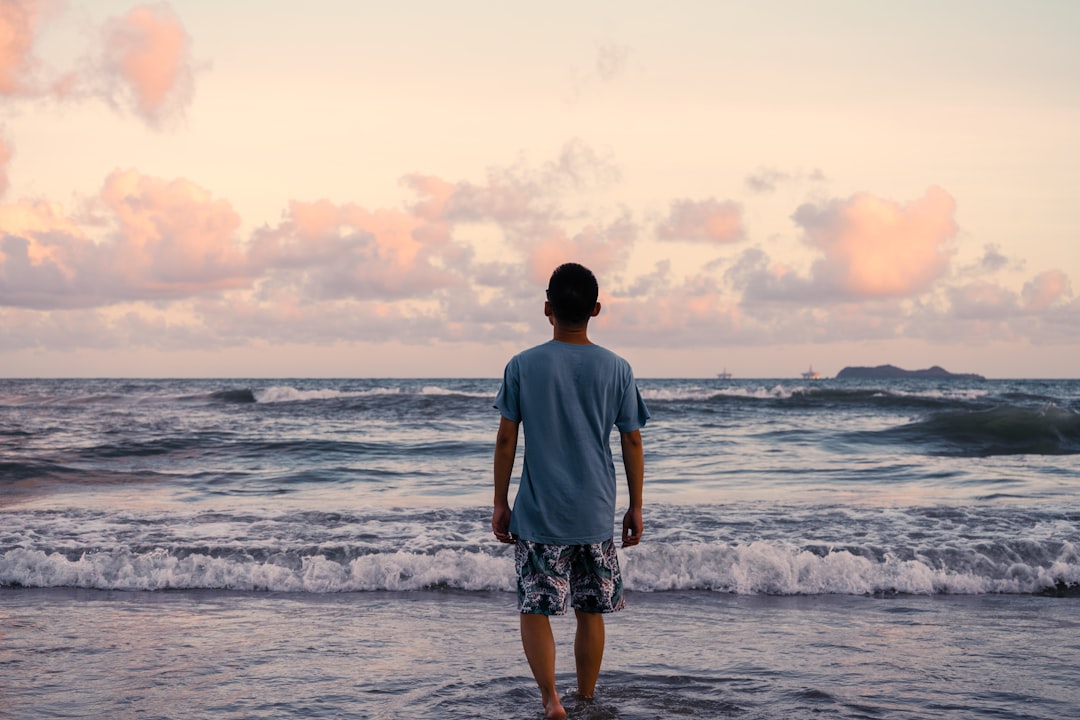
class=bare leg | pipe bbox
[574,610,605,699]
[520,613,567,720]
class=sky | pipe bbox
[1,0,1078,378]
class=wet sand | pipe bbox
[3,587,1078,719]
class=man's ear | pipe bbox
[591,302,601,317]
[544,301,553,317]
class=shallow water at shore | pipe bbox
[3,588,1079,719]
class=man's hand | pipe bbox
[492,503,514,544]
[621,507,642,548]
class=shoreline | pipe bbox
[4,587,1077,720]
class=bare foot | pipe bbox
[542,693,567,720]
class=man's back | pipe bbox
[495,340,648,544]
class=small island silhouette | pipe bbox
[836,364,985,380]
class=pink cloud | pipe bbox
[100,169,249,289]
[948,280,1020,320]
[0,169,251,308]
[526,217,636,286]
[0,197,97,308]
[939,270,1072,325]
[0,0,44,96]
[266,149,633,329]
[1022,270,1071,313]
[288,198,341,241]
[433,175,542,224]
[0,197,86,242]
[656,198,745,244]
[0,133,11,197]
[101,3,194,126]
[401,175,456,221]
[400,145,635,289]
[9,134,1074,359]
[599,273,746,347]
[0,2,192,122]
[402,140,619,227]
[543,139,621,190]
[793,186,957,299]
[252,198,465,300]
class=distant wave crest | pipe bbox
[643,384,995,409]
[882,405,1080,456]
[250,385,493,404]
[208,389,256,403]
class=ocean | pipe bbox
[2,376,1078,719]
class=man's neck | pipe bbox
[552,324,591,345]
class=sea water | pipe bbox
[2,377,1078,719]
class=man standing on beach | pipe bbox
[492,262,649,720]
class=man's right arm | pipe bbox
[619,429,644,547]
[492,415,519,544]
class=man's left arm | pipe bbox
[619,429,644,548]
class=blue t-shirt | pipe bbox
[494,340,650,544]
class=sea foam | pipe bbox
[4,540,1077,596]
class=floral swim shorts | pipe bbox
[515,539,625,615]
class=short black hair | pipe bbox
[546,263,598,325]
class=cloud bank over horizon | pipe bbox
[3,143,1075,355]
[1,1,1078,376]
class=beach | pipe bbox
[5,588,1079,719]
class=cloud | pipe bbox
[0,2,197,125]
[744,167,828,194]
[731,188,958,306]
[0,133,11,197]
[565,42,632,105]
[595,42,630,82]
[4,138,1079,360]
[0,195,94,308]
[970,244,1014,275]
[1022,270,1071,313]
[99,169,249,289]
[708,187,1080,347]
[745,168,792,194]
[544,138,621,191]
[0,169,250,309]
[725,246,794,299]
[903,270,1079,347]
[656,198,745,244]
[610,260,672,299]
[402,139,633,285]
[741,187,957,303]
[0,0,44,96]
[525,215,637,285]
[1,143,624,319]
[0,306,124,352]
[0,142,643,352]
[404,139,619,227]
[251,198,467,301]
[599,271,749,347]
[100,3,195,126]
[947,280,1020,320]
[920,268,1071,328]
